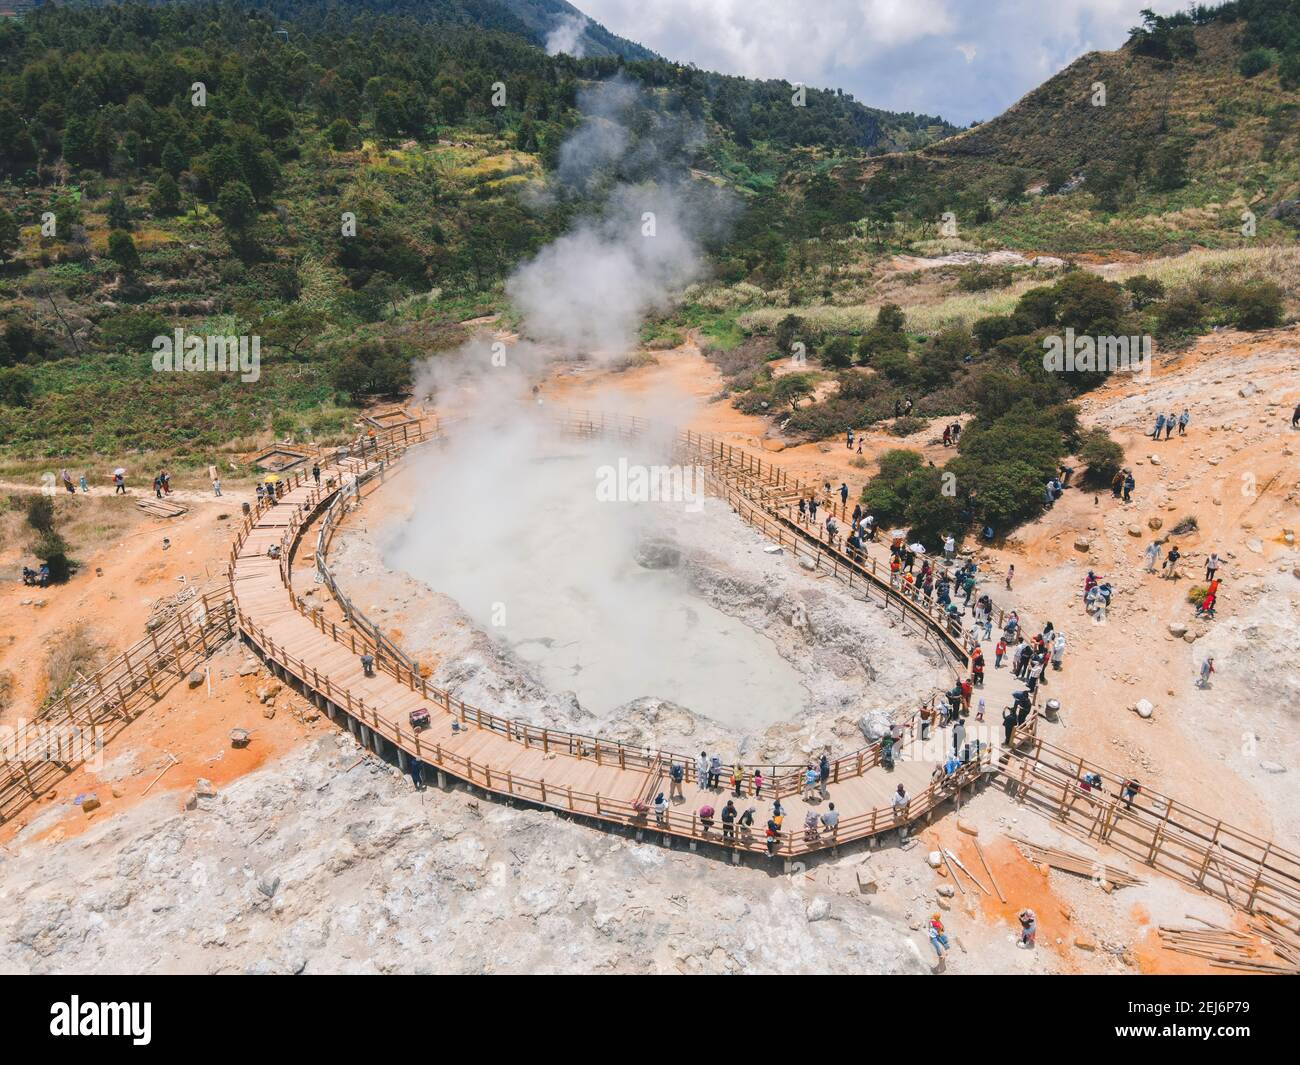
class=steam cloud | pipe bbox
[545,13,589,58]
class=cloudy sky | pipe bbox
[576,0,1188,125]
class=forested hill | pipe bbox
[0,0,955,456]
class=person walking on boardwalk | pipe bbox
[752,768,763,798]
[891,783,909,821]
[653,793,667,824]
[819,752,831,797]
[709,753,722,789]
[1144,539,1162,573]
[809,496,818,523]
[839,483,849,508]
[698,804,715,835]
[313,463,321,486]
[798,497,806,524]
[360,652,375,677]
[952,718,966,757]
[697,751,711,790]
[994,636,1007,669]
[731,762,745,797]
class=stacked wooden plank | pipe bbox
[1248,913,1300,969]
[136,497,188,518]
[1010,835,1144,888]
[1158,924,1298,974]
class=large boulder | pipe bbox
[858,710,893,743]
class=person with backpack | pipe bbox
[738,806,755,841]
[721,800,738,842]
[669,762,685,800]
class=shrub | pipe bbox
[1077,428,1124,485]
[888,416,926,436]
[25,494,56,535]
[1218,280,1283,330]
[1124,275,1166,308]
[0,366,34,407]
[771,372,816,409]
[1239,48,1275,77]
[34,530,73,584]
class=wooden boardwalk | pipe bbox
[225,413,1300,920]
[229,418,989,861]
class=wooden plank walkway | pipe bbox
[229,421,986,860]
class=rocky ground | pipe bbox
[1,326,1294,975]
[0,729,934,975]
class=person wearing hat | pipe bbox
[653,793,667,825]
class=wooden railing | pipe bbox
[0,590,237,824]
[1002,735,1300,923]
[239,604,992,857]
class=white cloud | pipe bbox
[578,0,1189,124]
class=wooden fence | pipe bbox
[0,590,237,824]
